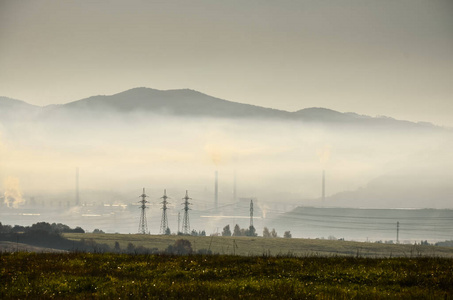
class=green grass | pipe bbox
[1,252,452,299]
[64,233,453,258]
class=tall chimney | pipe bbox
[322,169,325,203]
[215,170,218,211]
[233,170,237,202]
[76,167,80,206]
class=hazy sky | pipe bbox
[1,0,452,126]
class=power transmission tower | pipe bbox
[160,189,170,234]
[138,188,149,234]
[181,190,192,235]
[250,199,254,227]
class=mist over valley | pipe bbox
[1,88,452,241]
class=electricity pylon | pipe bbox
[160,189,170,234]
[138,188,149,234]
[181,190,192,234]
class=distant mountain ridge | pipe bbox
[0,96,40,121]
[0,87,441,130]
[59,87,290,119]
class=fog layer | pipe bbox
[1,99,452,210]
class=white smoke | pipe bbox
[316,144,331,166]
[4,176,25,208]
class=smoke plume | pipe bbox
[4,176,25,208]
[317,145,331,165]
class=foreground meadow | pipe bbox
[1,252,452,299]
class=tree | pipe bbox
[233,224,242,236]
[222,225,232,236]
[284,231,292,238]
[30,222,52,233]
[92,229,104,234]
[167,239,193,255]
[0,222,12,233]
[165,227,171,235]
[127,242,136,253]
[271,228,278,238]
[51,223,71,233]
[246,225,257,237]
[263,227,271,238]
[114,241,121,252]
[72,226,85,233]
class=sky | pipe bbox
[1,0,452,126]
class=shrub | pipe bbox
[233,224,242,236]
[271,228,278,238]
[245,225,257,237]
[222,225,231,236]
[166,239,193,255]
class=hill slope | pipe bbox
[0,96,40,120]
[0,88,442,130]
[59,87,290,119]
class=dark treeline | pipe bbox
[0,222,96,252]
[0,222,144,253]
[0,222,210,254]
[0,222,85,234]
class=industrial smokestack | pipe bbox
[233,170,237,202]
[76,167,79,206]
[215,170,218,210]
[322,169,325,203]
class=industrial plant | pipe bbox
[1,167,452,243]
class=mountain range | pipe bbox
[0,87,441,130]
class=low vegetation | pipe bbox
[2,222,453,298]
[1,252,452,299]
[64,233,453,258]
[2,222,453,257]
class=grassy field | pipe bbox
[1,252,452,299]
[64,233,453,258]
[0,242,67,253]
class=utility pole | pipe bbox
[397,221,400,244]
[177,211,181,234]
[138,188,149,234]
[181,190,192,235]
[250,199,254,227]
[159,189,170,234]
